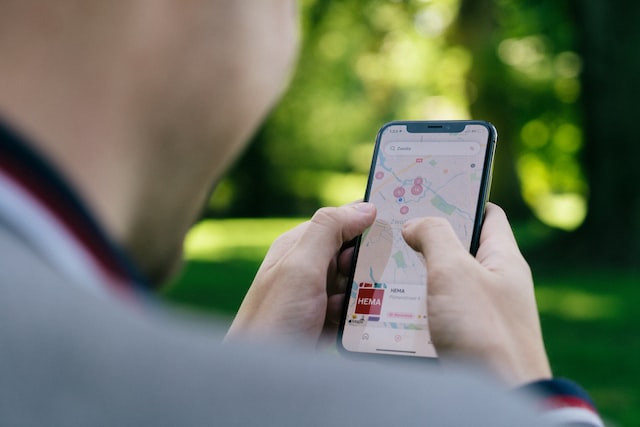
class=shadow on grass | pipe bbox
[161,258,260,325]
[533,271,640,426]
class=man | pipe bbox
[0,1,603,425]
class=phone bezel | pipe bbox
[337,120,497,361]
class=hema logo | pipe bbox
[355,284,384,315]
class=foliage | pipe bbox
[457,0,587,229]
[210,0,475,216]
[208,0,588,233]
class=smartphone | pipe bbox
[338,120,496,360]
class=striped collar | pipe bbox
[0,120,149,298]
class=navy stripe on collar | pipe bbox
[0,119,150,292]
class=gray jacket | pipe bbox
[0,220,544,427]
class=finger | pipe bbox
[401,216,467,264]
[292,203,376,267]
[337,246,355,276]
[479,203,519,250]
[476,203,526,267]
[327,272,349,296]
[266,200,367,271]
[325,293,345,327]
[316,294,345,350]
[401,217,472,299]
[338,200,365,249]
[327,247,355,296]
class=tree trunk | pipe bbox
[571,1,640,267]
[454,0,530,219]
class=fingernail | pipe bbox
[354,202,375,213]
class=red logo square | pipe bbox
[355,288,384,315]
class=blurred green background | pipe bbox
[162,1,640,425]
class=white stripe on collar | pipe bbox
[0,169,112,297]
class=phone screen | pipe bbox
[339,121,496,359]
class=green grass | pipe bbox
[162,218,639,426]
[162,218,304,321]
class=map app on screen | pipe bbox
[340,121,495,358]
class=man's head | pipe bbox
[0,0,298,282]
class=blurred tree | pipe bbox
[571,1,640,267]
[209,0,591,235]
[455,0,587,228]
[453,0,527,217]
[209,0,475,217]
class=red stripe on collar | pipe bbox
[0,121,149,294]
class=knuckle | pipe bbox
[310,206,339,227]
[271,229,295,248]
[416,216,452,235]
[274,249,319,282]
[270,221,307,247]
[308,206,343,244]
[514,253,533,278]
[498,248,531,275]
[276,254,300,275]
[426,263,448,285]
[428,252,469,282]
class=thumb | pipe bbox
[401,216,468,269]
[294,203,377,264]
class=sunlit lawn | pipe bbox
[163,218,639,427]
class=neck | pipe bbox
[0,3,197,281]
[0,1,297,282]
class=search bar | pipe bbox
[384,141,481,156]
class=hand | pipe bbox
[401,203,552,386]
[226,202,377,348]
